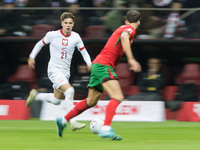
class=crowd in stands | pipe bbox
[0,0,200,38]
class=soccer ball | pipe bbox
[90,118,104,134]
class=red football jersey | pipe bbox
[92,24,136,68]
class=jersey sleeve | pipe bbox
[76,34,85,51]
[29,31,54,59]
[42,31,54,45]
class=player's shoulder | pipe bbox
[70,31,82,40]
[71,31,80,37]
[120,25,135,35]
[46,29,60,37]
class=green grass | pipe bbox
[0,120,200,150]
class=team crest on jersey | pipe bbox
[62,39,68,46]
[127,28,133,34]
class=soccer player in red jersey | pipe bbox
[56,10,142,140]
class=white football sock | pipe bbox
[36,93,61,105]
[64,87,76,124]
[62,117,68,125]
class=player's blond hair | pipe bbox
[125,10,141,23]
[60,12,75,22]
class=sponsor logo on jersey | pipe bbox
[62,39,68,46]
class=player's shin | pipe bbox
[103,99,120,126]
[64,87,75,111]
[64,87,76,123]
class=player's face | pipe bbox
[61,18,74,35]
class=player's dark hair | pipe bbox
[125,10,141,23]
[60,12,75,21]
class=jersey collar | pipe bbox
[60,29,71,37]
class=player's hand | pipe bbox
[27,57,35,69]
[128,59,141,72]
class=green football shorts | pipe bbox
[87,63,118,92]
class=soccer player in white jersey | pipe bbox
[26,12,91,131]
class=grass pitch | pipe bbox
[0,120,200,150]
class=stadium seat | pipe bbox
[114,63,135,96]
[175,63,200,96]
[126,85,141,96]
[29,24,56,37]
[8,64,37,89]
[84,25,106,38]
[163,86,178,101]
[8,64,37,82]
[161,63,173,85]
[175,63,200,81]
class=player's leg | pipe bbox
[98,79,123,140]
[59,83,86,131]
[27,69,67,107]
[56,87,102,137]
[66,87,102,120]
[26,89,62,107]
[47,68,86,130]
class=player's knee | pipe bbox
[64,87,75,100]
[64,87,74,96]
[69,86,75,94]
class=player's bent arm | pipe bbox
[121,32,135,61]
[80,49,92,67]
[121,32,141,72]
[29,40,45,59]
[28,40,45,69]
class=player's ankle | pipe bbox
[101,125,111,131]
[62,117,68,125]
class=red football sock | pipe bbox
[104,99,120,126]
[64,99,89,122]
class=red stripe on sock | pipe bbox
[104,99,120,126]
[64,99,89,121]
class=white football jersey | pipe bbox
[42,29,85,72]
